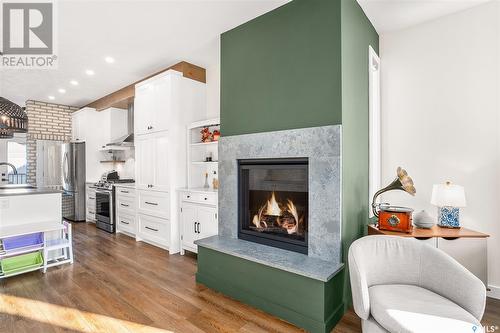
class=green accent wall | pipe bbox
[221,0,342,136]
[340,0,379,308]
[199,0,379,330]
[197,247,345,333]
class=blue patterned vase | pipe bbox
[437,206,460,228]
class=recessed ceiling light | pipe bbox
[58,88,66,94]
[48,96,55,100]
[70,80,79,86]
[85,69,95,76]
[104,56,115,64]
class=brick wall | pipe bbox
[25,100,79,185]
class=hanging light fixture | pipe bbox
[0,97,28,136]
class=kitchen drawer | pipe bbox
[86,191,96,201]
[181,191,217,205]
[86,212,96,222]
[138,190,169,218]
[115,187,135,198]
[116,195,135,211]
[138,214,170,246]
[116,212,136,234]
[437,237,487,286]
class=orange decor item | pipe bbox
[378,205,413,233]
[213,130,220,141]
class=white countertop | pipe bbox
[177,187,218,194]
[113,183,136,189]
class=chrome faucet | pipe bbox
[0,162,18,175]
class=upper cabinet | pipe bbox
[135,71,175,136]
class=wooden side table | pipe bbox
[368,224,490,287]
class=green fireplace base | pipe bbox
[196,247,345,333]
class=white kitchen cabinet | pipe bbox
[137,213,171,248]
[135,132,169,192]
[134,72,174,136]
[115,185,136,236]
[179,190,218,254]
[134,69,206,254]
[85,184,96,222]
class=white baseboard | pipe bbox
[487,284,500,299]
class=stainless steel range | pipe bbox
[92,171,134,233]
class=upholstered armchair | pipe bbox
[348,235,486,333]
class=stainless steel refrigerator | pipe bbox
[62,142,86,221]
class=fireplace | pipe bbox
[238,158,308,254]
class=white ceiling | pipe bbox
[357,0,490,33]
[0,0,288,108]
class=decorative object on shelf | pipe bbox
[205,152,213,162]
[212,130,220,141]
[372,166,416,233]
[200,127,212,143]
[212,171,219,190]
[203,172,210,189]
[413,210,435,229]
[0,97,28,138]
[431,181,466,228]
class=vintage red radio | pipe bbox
[372,167,416,233]
[377,204,413,233]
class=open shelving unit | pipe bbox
[0,222,72,279]
[187,118,220,190]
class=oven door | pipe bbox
[95,190,115,232]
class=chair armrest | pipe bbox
[348,245,370,320]
[420,245,486,321]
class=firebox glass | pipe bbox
[238,158,308,253]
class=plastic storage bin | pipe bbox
[0,251,43,276]
[2,232,43,251]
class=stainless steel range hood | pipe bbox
[105,102,134,147]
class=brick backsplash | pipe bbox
[26,100,79,185]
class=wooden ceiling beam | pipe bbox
[85,61,206,111]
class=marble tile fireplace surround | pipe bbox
[196,125,343,281]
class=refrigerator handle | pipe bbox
[63,152,69,185]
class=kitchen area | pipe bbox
[0,61,220,278]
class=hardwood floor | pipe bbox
[0,222,498,333]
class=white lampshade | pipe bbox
[430,182,466,207]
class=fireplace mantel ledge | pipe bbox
[195,236,344,282]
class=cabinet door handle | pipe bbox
[145,226,158,232]
[197,222,201,234]
[120,220,130,225]
[120,203,129,207]
[89,211,95,214]
[89,197,95,200]
[204,197,208,201]
[186,195,190,198]
[144,201,158,206]
[194,222,197,233]
[120,190,129,194]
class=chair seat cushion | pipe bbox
[369,284,481,333]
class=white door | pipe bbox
[135,136,155,190]
[197,206,218,241]
[71,112,81,141]
[151,75,171,134]
[153,133,169,191]
[181,204,197,250]
[134,83,155,136]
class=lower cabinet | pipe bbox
[86,184,96,222]
[415,236,488,286]
[137,213,171,248]
[180,198,218,254]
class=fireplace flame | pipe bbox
[251,191,303,236]
[265,192,282,216]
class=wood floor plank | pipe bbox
[0,222,498,333]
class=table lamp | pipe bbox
[430,182,466,228]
